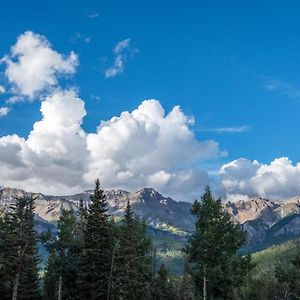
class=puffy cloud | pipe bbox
[0,95,221,199]
[0,86,5,93]
[0,89,88,194]
[0,107,10,117]
[3,31,78,99]
[105,38,138,78]
[85,100,218,199]
[219,157,300,200]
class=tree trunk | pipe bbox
[203,266,207,300]
[12,272,19,300]
[107,246,115,300]
[58,275,62,300]
[152,247,157,277]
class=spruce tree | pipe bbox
[76,199,87,243]
[43,209,80,300]
[179,257,191,300]
[0,212,14,299]
[185,186,253,300]
[8,195,41,300]
[43,249,60,300]
[153,263,177,300]
[114,199,152,300]
[77,179,113,299]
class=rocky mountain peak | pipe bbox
[136,187,161,197]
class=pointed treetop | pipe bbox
[124,199,134,226]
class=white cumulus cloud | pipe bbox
[85,100,219,199]
[0,93,222,199]
[0,89,88,194]
[219,157,300,200]
[3,31,78,99]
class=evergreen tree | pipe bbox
[43,209,80,300]
[76,199,87,244]
[43,249,60,300]
[107,216,120,300]
[113,199,152,300]
[153,263,177,300]
[7,195,41,300]
[0,212,14,299]
[179,257,192,300]
[185,186,253,300]
[77,179,113,299]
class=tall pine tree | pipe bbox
[43,209,80,300]
[113,199,152,300]
[77,179,113,299]
[185,186,253,300]
[153,263,177,300]
[0,211,14,298]
[8,195,41,300]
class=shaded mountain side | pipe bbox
[241,214,300,254]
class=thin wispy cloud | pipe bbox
[198,125,252,134]
[263,77,300,100]
[104,38,138,78]
[6,95,23,104]
[70,32,91,44]
[91,94,100,101]
[88,13,100,19]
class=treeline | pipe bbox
[0,181,257,299]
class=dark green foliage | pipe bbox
[185,186,253,299]
[112,199,152,300]
[43,250,60,299]
[179,257,194,300]
[76,199,87,244]
[153,263,177,300]
[43,209,81,300]
[0,212,14,298]
[77,179,113,299]
[1,195,41,300]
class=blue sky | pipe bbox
[0,1,300,200]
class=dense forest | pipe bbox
[0,180,300,299]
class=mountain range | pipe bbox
[2,187,300,253]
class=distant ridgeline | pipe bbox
[2,187,300,272]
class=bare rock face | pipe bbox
[225,197,280,225]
